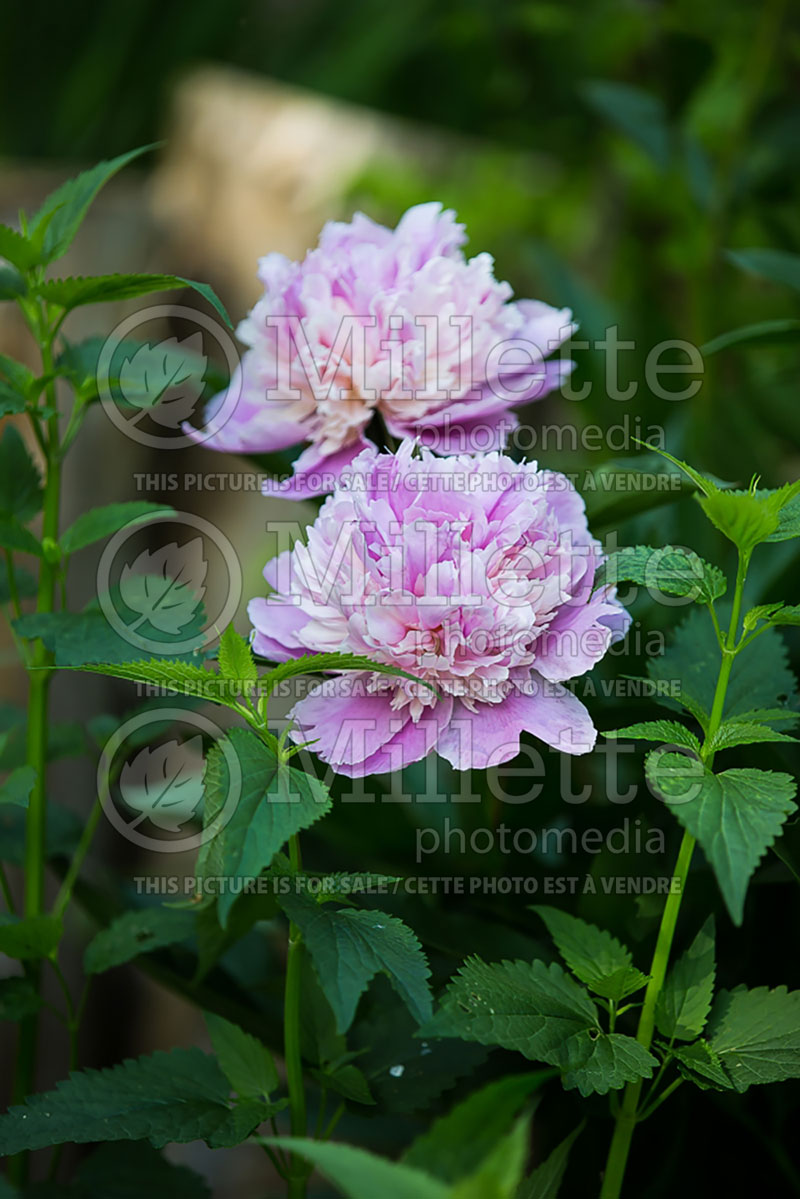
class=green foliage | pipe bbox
[59,502,175,555]
[517,1124,583,1199]
[701,318,800,356]
[0,425,42,522]
[0,976,42,1022]
[81,657,232,703]
[217,624,258,692]
[656,917,715,1041]
[197,729,332,926]
[404,1073,550,1183]
[581,80,670,167]
[27,146,157,264]
[603,721,701,754]
[84,905,196,974]
[280,888,432,1033]
[533,906,648,1001]
[0,765,36,808]
[205,1013,279,1100]
[0,913,61,960]
[265,1138,449,1199]
[0,1048,273,1154]
[707,719,797,752]
[67,1142,213,1199]
[708,986,800,1091]
[560,1033,657,1098]
[646,752,797,923]
[259,652,439,701]
[725,247,800,293]
[595,545,725,604]
[670,1040,733,1091]
[450,1115,530,1199]
[35,274,232,325]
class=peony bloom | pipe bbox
[189,203,574,498]
[249,442,629,774]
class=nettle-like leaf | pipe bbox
[280,888,432,1033]
[265,1138,449,1199]
[671,1040,733,1091]
[646,752,797,923]
[258,652,439,701]
[698,489,781,552]
[217,624,258,691]
[82,658,232,703]
[708,718,798,753]
[205,1013,279,1101]
[533,906,648,1002]
[708,986,800,1091]
[84,905,196,974]
[0,1048,274,1154]
[0,913,61,960]
[197,728,331,926]
[603,720,701,755]
[35,274,232,327]
[744,602,800,632]
[0,425,42,522]
[425,957,597,1064]
[60,502,175,555]
[27,145,157,265]
[119,737,205,832]
[559,1032,657,1098]
[595,545,725,605]
[0,223,40,271]
[648,609,798,727]
[517,1123,584,1199]
[404,1072,550,1184]
[655,916,715,1041]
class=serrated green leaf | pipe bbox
[708,719,798,752]
[265,1138,449,1199]
[0,353,35,397]
[0,383,26,416]
[80,658,231,703]
[646,753,797,923]
[72,1141,212,1199]
[634,443,717,498]
[595,545,725,604]
[36,274,232,327]
[205,1012,279,1100]
[0,223,39,271]
[84,905,195,974]
[768,493,800,542]
[310,1063,375,1106]
[671,1040,733,1091]
[560,1031,656,1097]
[708,986,800,1091]
[0,1047,262,1153]
[697,489,779,552]
[533,907,648,1002]
[28,147,157,264]
[424,957,599,1068]
[0,766,36,808]
[725,247,800,293]
[0,913,61,960]
[404,1072,549,1184]
[280,889,432,1033]
[197,729,331,926]
[60,502,175,555]
[656,916,715,1041]
[0,425,42,522]
[217,625,257,689]
[648,609,798,727]
[745,603,800,633]
[603,721,701,754]
[517,1123,583,1199]
[701,319,800,356]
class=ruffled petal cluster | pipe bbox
[191,204,573,497]
[249,442,629,774]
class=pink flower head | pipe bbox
[249,442,629,774]
[189,203,574,498]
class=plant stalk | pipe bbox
[284,833,308,1199]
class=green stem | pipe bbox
[599,560,747,1199]
[284,833,308,1199]
[10,331,62,1188]
[52,794,104,920]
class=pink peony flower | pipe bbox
[190,203,574,498]
[249,442,629,774]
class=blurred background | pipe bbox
[1,1,799,1196]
